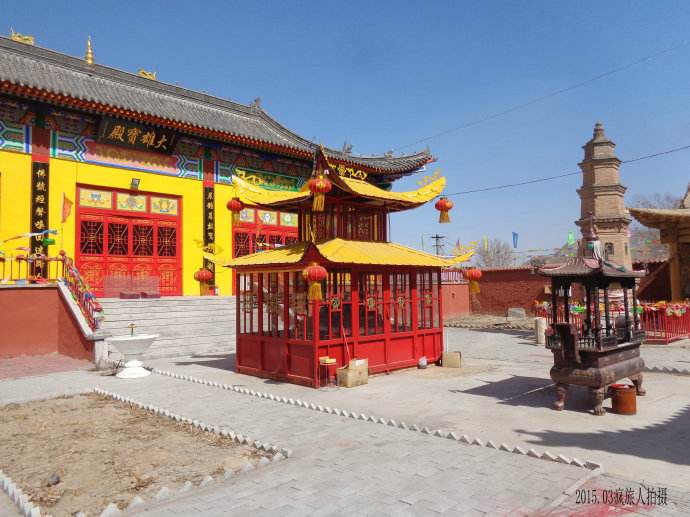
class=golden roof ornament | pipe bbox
[85,36,94,65]
[137,69,157,80]
[9,28,34,45]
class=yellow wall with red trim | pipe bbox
[0,149,235,296]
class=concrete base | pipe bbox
[116,360,151,379]
[442,351,462,368]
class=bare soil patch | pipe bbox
[0,394,264,516]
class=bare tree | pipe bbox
[475,238,514,268]
[630,193,681,209]
[628,192,681,261]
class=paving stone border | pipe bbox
[644,365,690,376]
[150,368,603,472]
[0,469,42,517]
[444,322,533,330]
[84,388,292,516]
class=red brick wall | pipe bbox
[474,268,550,315]
[442,283,470,319]
[0,287,93,360]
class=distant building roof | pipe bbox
[0,37,432,175]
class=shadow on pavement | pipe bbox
[172,352,236,371]
[516,403,690,467]
[454,374,593,411]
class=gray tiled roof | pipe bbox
[0,37,431,173]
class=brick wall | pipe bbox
[441,282,470,319]
[474,268,551,315]
[0,286,93,360]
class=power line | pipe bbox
[394,40,688,151]
[443,142,690,196]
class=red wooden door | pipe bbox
[76,195,182,297]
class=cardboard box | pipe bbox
[337,358,369,388]
[442,351,462,368]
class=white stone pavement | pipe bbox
[1,327,689,515]
[143,329,690,492]
[3,371,590,516]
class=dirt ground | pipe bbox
[446,313,536,330]
[0,394,265,516]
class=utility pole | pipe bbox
[430,234,446,256]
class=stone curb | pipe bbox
[444,322,533,331]
[93,388,290,515]
[0,468,42,517]
[149,368,602,472]
[644,365,690,376]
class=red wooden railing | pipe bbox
[0,252,103,330]
[639,303,690,344]
[534,302,690,345]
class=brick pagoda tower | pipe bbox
[576,122,632,269]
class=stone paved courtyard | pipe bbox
[1,329,689,515]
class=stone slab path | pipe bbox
[101,374,587,516]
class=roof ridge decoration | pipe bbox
[0,36,433,174]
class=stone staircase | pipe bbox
[99,296,236,360]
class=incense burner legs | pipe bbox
[591,387,607,416]
[553,383,568,411]
[630,373,646,396]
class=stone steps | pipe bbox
[101,296,236,360]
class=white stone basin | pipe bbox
[106,334,159,379]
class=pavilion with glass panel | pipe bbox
[226,162,470,387]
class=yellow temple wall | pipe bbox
[0,149,236,296]
[0,150,32,245]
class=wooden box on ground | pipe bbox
[442,351,462,368]
[337,359,369,388]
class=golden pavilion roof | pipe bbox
[230,174,446,212]
[226,238,474,269]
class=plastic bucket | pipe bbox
[611,384,637,415]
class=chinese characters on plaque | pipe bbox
[97,117,177,155]
[30,162,49,272]
[203,186,215,285]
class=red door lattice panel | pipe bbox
[76,197,181,296]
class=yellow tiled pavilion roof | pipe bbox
[337,176,446,206]
[230,174,446,211]
[225,238,474,269]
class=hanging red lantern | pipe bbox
[434,197,454,223]
[302,262,328,301]
[194,267,213,283]
[226,197,245,224]
[307,174,332,212]
[464,268,482,294]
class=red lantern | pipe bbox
[194,267,213,283]
[435,197,454,223]
[464,268,482,294]
[307,175,332,212]
[226,197,245,224]
[302,262,328,301]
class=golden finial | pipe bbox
[85,36,94,64]
[137,69,157,80]
[10,28,34,45]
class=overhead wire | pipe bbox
[394,39,689,151]
[442,142,690,196]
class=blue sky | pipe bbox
[6,1,690,257]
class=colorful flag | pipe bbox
[512,232,518,249]
[483,235,488,252]
[62,193,73,224]
[567,231,576,247]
